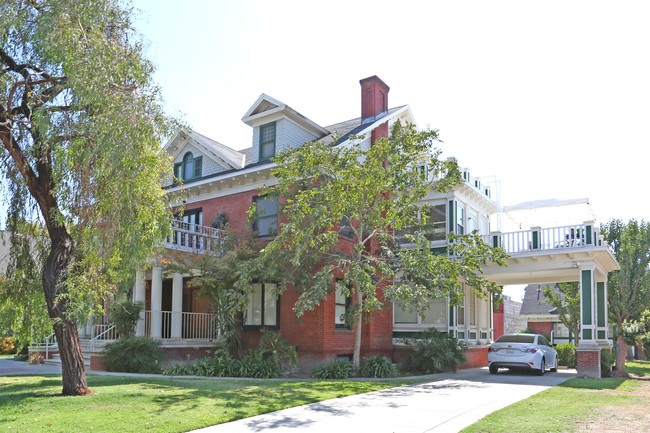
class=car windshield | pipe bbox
[495,335,535,344]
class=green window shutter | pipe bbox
[173,163,181,181]
[259,122,276,161]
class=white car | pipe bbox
[487,333,558,375]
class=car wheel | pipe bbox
[489,365,498,374]
[550,356,558,372]
[537,358,545,376]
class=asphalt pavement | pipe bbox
[0,358,575,433]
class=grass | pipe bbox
[625,359,650,376]
[0,354,17,359]
[0,374,419,433]
[462,360,650,433]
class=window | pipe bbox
[253,196,278,237]
[335,281,351,328]
[424,204,446,241]
[173,152,202,183]
[338,217,354,238]
[394,300,447,325]
[244,283,278,327]
[469,293,476,326]
[456,205,464,235]
[259,122,276,161]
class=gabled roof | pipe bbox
[163,130,247,170]
[519,284,561,316]
[320,105,411,146]
[241,94,330,137]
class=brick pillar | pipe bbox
[576,347,601,378]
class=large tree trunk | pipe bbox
[43,228,89,395]
[352,293,363,369]
[612,335,628,377]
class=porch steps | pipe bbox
[42,339,109,368]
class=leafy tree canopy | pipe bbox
[542,283,580,347]
[240,122,508,366]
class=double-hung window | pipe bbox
[253,196,278,237]
[259,122,276,161]
[244,283,279,328]
[335,281,351,328]
[394,300,447,325]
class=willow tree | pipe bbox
[0,0,176,395]
[244,122,508,368]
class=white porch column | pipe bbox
[171,273,183,339]
[151,266,163,339]
[134,269,146,337]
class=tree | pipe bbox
[0,0,177,395]
[542,282,581,347]
[242,122,508,368]
[600,219,650,377]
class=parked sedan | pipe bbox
[487,333,558,375]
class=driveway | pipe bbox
[190,368,575,433]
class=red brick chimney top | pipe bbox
[360,75,390,120]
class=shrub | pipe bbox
[601,350,615,377]
[0,337,16,354]
[237,354,280,378]
[108,300,144,339]
[402,328,466,374]
[311,359,354,379]
[103,337,164,374]
[163,352,280,378]
[255,330,298,369]
[162,362,196,376]
[555,343,577,368]
[359,355,399,378]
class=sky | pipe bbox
[129,0,650,301]
[130,0,650,228]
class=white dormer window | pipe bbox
[259,122,276,161]
[174,151,202,182]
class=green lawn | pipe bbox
[0,375,419,433]
[462,360,650,433]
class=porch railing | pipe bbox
[142,310,219,340]
[487,222,604,255]
[90,324,117,351]
[165,219,223,253]
[29,332,57,360]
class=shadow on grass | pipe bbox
[625,360,650,376]
[559,378,626,390]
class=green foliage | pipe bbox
[543,283,581,347]
[0,0,181,388]
[359,355,399,378]
[402,328,467,374]
[253,330,298,369]
[555,343,577,368]
[311,359,354,379]
[103,337,164,374]
[240,122,508,368]
[601,350,615,377]
[108,299,143,339]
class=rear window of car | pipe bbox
[495,335,535,344]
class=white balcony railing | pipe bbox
[165,219,223,253]
[143,310,219,340]
[487,222,604,255]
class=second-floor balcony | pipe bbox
[486,222,604,255]
[165,219,223,253]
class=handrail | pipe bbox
[165,219,223,253]
[29,332,57,360]
[487,222,603,255]
[90,324,117,351]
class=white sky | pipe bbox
[130,0,650,301]
[131,0,650,228]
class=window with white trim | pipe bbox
[394,300,447,325]
[335,281,351,328]
[253,196,278,237]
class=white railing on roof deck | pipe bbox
[165,219,223,253]
[486,222,604,255]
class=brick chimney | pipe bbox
[360,75,390,121]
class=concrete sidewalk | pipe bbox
[190,368,575,433]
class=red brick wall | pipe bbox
[90,355,107,371]
[457,347,488,369]
[576,348,601,378]
[527,321,552,335]
[184,189,259,234]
